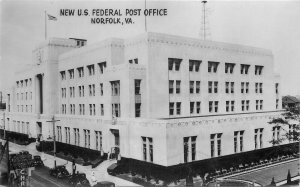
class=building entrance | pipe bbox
[110,129,120,159]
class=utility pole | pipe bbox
[3,112,5,140]
[46,116,60,168]
[201,0,207,40]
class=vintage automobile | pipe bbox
[32,155,44,167]
[68,173,90,187]
[107,163,118,176]
[94,181,115,187]
[49,165,70,179]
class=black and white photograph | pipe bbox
[0,0,300,186]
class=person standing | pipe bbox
[72,159,76,175]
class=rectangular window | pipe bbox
[176,102,181,115]
[135,79,141,95]
[209,101,213,113]
[241,100,245,111]
[189,60,201,72]
[98,62,107,74]
[169,80,174,94]
[142,137,153,162]
[100,104,104,116]
[190,81,194,94]
[169,102,174,115]
[256,100,259,110]
[260,100,263,110]
[112,103,121,117]
[60,71,66,80]
[176,80,181,94]
[208,81,213,93]
[231,101,235,111]
[190,102,194,114]
[69,69,75,79]
[225,63,235,74]
[246,100,250,111]
[214,101,219,113]
[87,64,95,76]
[183,137,189,163]
[226,101,230,112]
[226,82,229,93]
[259,83,263,93]
[255,65,263,75]
[100,83,103,96]
[231,82,234,93]
[240,64,250,74]
[135,103,141,117]
[275,83,279,94]
[240,131,244,152]
[210,134,215,157]
[196,102,201,114]
[214,82,218,93]
[241,82,244,93]
[234,131,238,153]
[196,81,200,93]
[111,81,120,96]
[276,99,279,109]
[142,137,147,161]
[77,67,84,78]
[208,61,219,73]
[246,82,249,93]
[255,83,258,93]
[95,131,102,151]
[217,133,222,156]
[168,58,182,71]
[191,136,196,161]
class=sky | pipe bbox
[0,0,300,96]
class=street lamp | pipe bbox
[46,115,60,168]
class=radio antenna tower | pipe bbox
[200,0,211,40]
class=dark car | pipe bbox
[32,155,44,167]
[49,165,70,179]
[107,163,118,176]
[68,173,90,187]
[94,181,115,187]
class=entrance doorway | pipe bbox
[36,122,42,141]
[110,129,120,159]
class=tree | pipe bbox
[268,108,300,145]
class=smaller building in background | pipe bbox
[282,95,300,111]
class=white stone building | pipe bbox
[2,32,285,167]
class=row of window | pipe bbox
[56,127,102,150]
[169,99,279,115]
[61,104,104,116]
[60,62,107,80]
[183,127,283,162]
[169,81,269,94]
[168,58,264,75]
[16,92,33,101]
[17,105,33,113]
[8,120,30,135]
[16,78,32,88]
[61,80,141,99]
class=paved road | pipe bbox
[228,159,300,186]
[30,167,68,187]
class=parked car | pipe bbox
[94,181,115,187]
[68,173,90,187]
[32,155,44,167]
[49,165,70,179]
[107,163,118,176]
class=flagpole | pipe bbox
[144,0,147,32]
[45,11,47,40]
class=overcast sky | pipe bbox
[1,0,300,96]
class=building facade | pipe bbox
[2,32,285,167]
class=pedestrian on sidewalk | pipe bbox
[91,171,97,186]
[72,159,76,175]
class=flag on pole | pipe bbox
[47,14,57,21]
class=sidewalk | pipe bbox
[6,141,140,187]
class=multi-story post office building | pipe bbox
[3,32,285,167]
